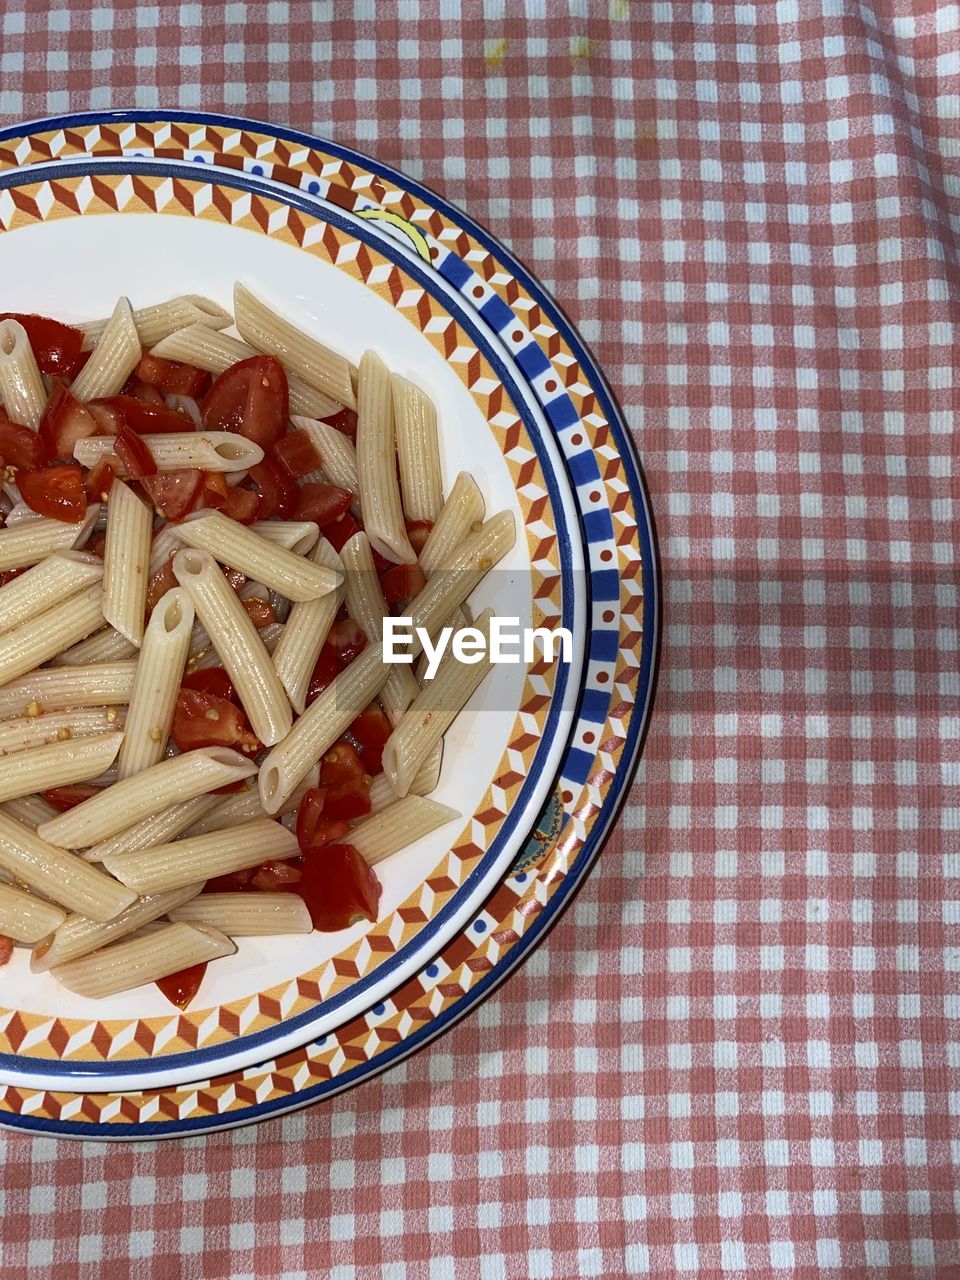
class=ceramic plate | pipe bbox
[0,154,588,1093]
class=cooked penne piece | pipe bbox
[187,618,282,670]
[169,892,311,936]
[259,642,389,814]
[248,520,320,556]
[102,817,298,895]
[0,552,103,635]
[0,503,100,572]
[31,884,202,971]
[273,537,344,714]
[81,795,221,864]
[172,548,292,746]
[383,611,494,797]
[52,626,138,666]
[392,374,443,522]
[80,295,231,350]
[36,747,258,849]
[174,512,339,601]
[0,708,124,756]
[101,480,152,648]
[51,922,234,998]
[356,351,415,566]
[150,324,339,420]
[290,415,359,495]
[71,297,141,400]
[181,786,264,836]
[348,797,461,866]
[0,583,106,686]
[117,588,193,779]
[234,283,356,410]
[75,433,264,475]
[340,531,418,724]
[0,662,137,721]
[0,318,47,430]
[418,472,486,576]
[0,810,136,920]
[0,733,123,803]
[148,523,184,577]
[370,743,442,810]
[404,512,516,640]
[2,794,58,829]
[0,882,66,944]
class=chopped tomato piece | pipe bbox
[141,469,203,520]
[0,313,85,377]
[250,859,303,891]
[156,962,207,1009]
[203,867,256,893]
[182,666,235,701]
[0,568,27,586]
[297,843,381,931]
[379,563,426,605]
[273,428,323,478]
[136,353,208,398]
[42,783,99,812]
[295,787,351,854]
[331,618,368,666]
[320,739,366,787]
[199,471,230,511]
[84,532,107,559]
[201,355,288,449]
[84,454,119,502]
[222,485,262,524]
[322,511,361,553]
[146,555,177,613]
[172,687,261,755]
[349,703,392,775]
[323,776,373,821]
[0,412,48,469]
[241,596,276,628]
[406,519,434,556]
[123,379,165,405]
[92,395,192,435]
[306,646,338,703]
[322,406,358,441]
[114,424,157,478]
[249,455,298,519]
[18,464,87,523]
[0,936,12,966]
[294,482,352,526]
[38,380,101,461]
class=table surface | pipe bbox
[1,3,959,1277]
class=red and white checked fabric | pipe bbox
[2,2,960,1277]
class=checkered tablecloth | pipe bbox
[2,2,960,1277]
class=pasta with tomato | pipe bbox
[0,289,513,1008]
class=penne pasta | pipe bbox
[0,662,137,721]
[0,733,123,804]
[383,611,494,797]
[0,582,106,686]
[169,892,311,936]
[272,537,345,714]
[71,297,141,400]
[172,548,292,745]
[340,531,418,724]
[258,642,389,814]
[80,295,231,350]
[0,708,124,756]
[36,746,258,849]
[0,318,47,430]
[52,626,138,666]
[290,415,359,495]
[101,480,152,648]
[369,742,442,811]
[174,511,339,601]
[117,588,193,779]
[356,350,416,565]
[2,794,58,829]
[181,786,264,837]
[150,324,340,420]
[0,503,100,573]
[392,374,443,522]
[0,810,136,921]
[348,797,461,866]
[31,884,202,972]
[248,520,320,556]
[0,882,66,944]
[234,283,356,409]
[417,472,486,576]
[75,433,264,475]
[102,817,299,895]
[81,794,222,865]
[148,522,185,578]
[0,552,103,635]
[51,922,235,998]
